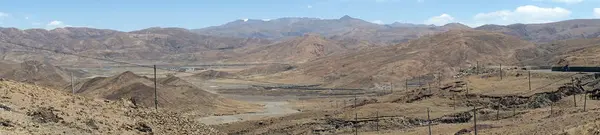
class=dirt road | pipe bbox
[197,101,298,125]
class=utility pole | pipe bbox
[405,79,408,91]
[419,76,422,88]
[427,108,432,135]
[528,70,532,91]
[476,61,479,75]
[500,64,503,80]
[354,93,358,135]
[154,65,158,110]
[391,69,394,94]
[71,72,75,94]
[438,72,441,87]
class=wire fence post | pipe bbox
[376,111,379,132]
[427,108,432,135]
[438,72,441,87]
[574,93,577,107]
[466,81,469,95]
[496,102,500,120]
[473,106,478,135]
[390,82,394,94]
[154,65,158,110]
[550,103,553,116]
[428,83,431,94]
[584,91,587,112]
[453,93,456,110]
[513,105,516,116]
[355,112,358,135]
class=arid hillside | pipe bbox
[519,38,600,66]
[72,71,262,116]
[228,34,348,63]
[475,19,600,43]
[0,60,71,88]
[263,30,536,88]
[0,80,222,134]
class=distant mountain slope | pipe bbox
[227,34,348,63]
[265,30,536,88]
[193,15,468,45]
[0,27,271,66]
[475,19,600,43]
[519,38,600,66]
[193,16,383,39]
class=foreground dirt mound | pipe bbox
[236,64,296,76]
[0,80,222,134]
[0,60,70,88]
[73,71,261,116]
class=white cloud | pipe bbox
[371,20,384,24]
[534,0,583,4]
[595,8,600,18]
[307,5,313,8]
[424,13,455,26]
[262,19,271,21]
[48,20,63,26]
[0,12,9,18]
[473,5,571,26]
[46,20,71,29]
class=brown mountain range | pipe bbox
[0,27,270,66]
[263,30,536,88]
[475,19,600,43]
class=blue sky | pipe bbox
[0,0,599,31]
